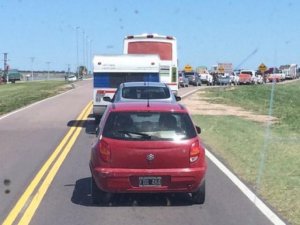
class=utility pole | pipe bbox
[86,36,89,75]
[30,57,35,81]
[82,30,85,66]
[46,61,50,80]
[89,39,93,76]
[76,26,79,78]
[3,53,8,84]
[67,64,70,76]
[82,30,85,77]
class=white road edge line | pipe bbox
[205,150,286,225]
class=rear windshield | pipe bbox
[241,71,253,75]
[127,42,172,60]
[103,112,197,141]
[122,86,171,99]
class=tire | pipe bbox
[191,180,205,204]
[94,115,101,124]
[91,176,111,205]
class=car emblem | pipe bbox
[146,153,155,161]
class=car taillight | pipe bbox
[98,140,111,162]
[95,93,101,102]
[190,141,202,163]
[96,90,105,102]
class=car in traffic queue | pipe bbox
[239,70,263,84]
[265,67,285,83]
[199,72,213,86]
[178,72,189,87]
[213,73,231,85]
[183,71,202,86]
[103,81,181,103]
[67,75,77,82]
[90,101,207,205]
[230,72,240,85]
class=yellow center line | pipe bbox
[2,101,93,225]
[18,102,92,225]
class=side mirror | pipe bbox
[103,96,112,102]
[175,96,181,102]
[195,125,201,134]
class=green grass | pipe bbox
[0,81,72,115]
[204,81,300,131]
[192,81,300,225]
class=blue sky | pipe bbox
[0,0,299,71]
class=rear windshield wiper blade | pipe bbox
[118,130,152,139]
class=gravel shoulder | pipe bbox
[181,90,278,123]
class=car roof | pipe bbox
[111,81,179,103]
[120,81,168,88]
[108,102,187,113]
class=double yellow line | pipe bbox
[3,101,93,225]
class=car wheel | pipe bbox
[191,180,205,204]
[91,176,111,205]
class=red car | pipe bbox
[90,102,207,204]
[238,73,253,84]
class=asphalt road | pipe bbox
[0,80,280,225]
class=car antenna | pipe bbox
[146,75,150,107]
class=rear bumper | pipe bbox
[90,164,206,193]
[189,81,200,86]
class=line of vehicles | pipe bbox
[178,63,299,88]
[90,34,207,205]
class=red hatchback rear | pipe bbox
[90,102,207,204]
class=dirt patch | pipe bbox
[181,90,278,124]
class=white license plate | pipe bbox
[139,176,162,187]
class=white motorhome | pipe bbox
[92,54,160,121]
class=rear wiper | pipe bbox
[118,130,152,139]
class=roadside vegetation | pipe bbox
[192,80,300,225]
[0,81,72,116]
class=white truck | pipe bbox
[280,64,298,80]
[196,66,213,85]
